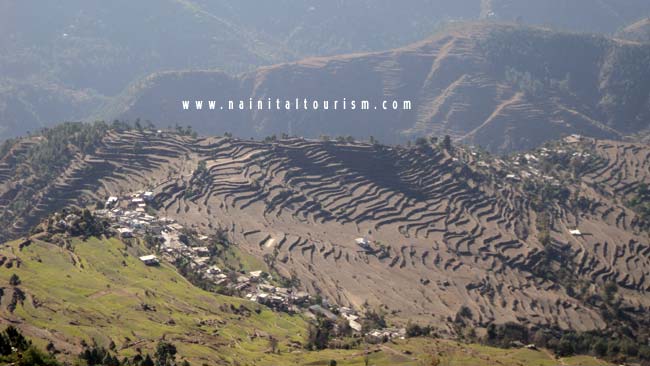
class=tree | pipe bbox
[603,281,618,303]
[9,274,20,286]
[306,318,334,350]
[557,337,575,357]
[442,135,452,150]
[361,308,386,331]
[621,339,639,357]
[17,346,60,366]
[406,322,424,337]
[142,354,155,366]
[415,137,428,147]
[457,306,473,320]
[154,341,177,366]
[102,352,120,366]
[593,339,608,357]
[0,327,58,365]
[3,326,29,353]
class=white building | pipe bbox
[139,254,159,266]
[349,319,362,332]
[117,227,133,238]
[569,229,582,236]
[355,237,370,247]
[249,270,263,280]
[106,196,119,207]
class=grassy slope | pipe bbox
[0,237,305,365]
[0,237,613,366]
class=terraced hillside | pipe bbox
[2,127,650,339]
[0,236,619,365]
[117,23,650,153]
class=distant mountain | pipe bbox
[0,0,474,140]
[617,17,650,43]
[116,23,650,153]
[483,0,650,33]
[3,1,650,141]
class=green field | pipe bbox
[0,237,614,365]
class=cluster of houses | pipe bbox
[470,136,594,188]
[93,191,399,339]
[366,328,407,342]
[246,281,310,313]
[95,190,161,239]
[502,149,562,186]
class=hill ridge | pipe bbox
[2,126,650,341]
[115,23,650,153]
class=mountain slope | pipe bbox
[0,0,473,140]
[2,126,650,342]
[116,23,650,153]
[0,237,618,365]
[0,236,308,365]
[482,0,650,33]
[4,2,650,141]
[617,18,650,43]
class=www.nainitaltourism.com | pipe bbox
[181,98,412,111]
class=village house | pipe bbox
[355,237,370,247]
[570,229,582,236]
[214,273,228,285]
[349,319,362,332]
[564,134,583,144]
[249,270,264,282]
[131,197,145,207]
[257,284,275,293]
[192,257,210,269]
[366,328,406,342]
[139,254,159,266]
[308,305,337,321]
[206,265,221,275]
[105,196,119,208]
[192,246,210,257]
[167,223,184,232]
[291,291,310,304]
[117,227,133,239]
[237,275,250,284]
